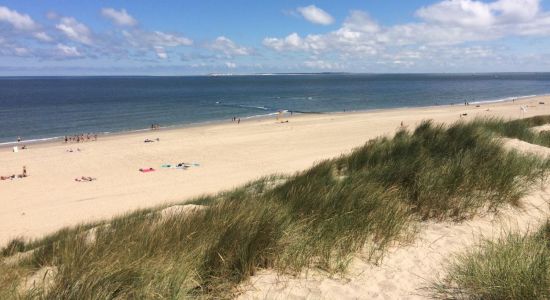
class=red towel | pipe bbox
[139,168,155,173]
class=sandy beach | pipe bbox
[1,96,550,247]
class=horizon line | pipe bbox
[1,71,550,78]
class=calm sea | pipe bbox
[1,73,550,144]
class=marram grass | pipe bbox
[431,222,550,300]
[1,117,550,299]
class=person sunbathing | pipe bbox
[75,176,96,182]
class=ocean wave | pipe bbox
[469,94,544,105]
[215,102,271,111]
[0,136,63,147]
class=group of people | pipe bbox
[64,133,98,143]
[151,123,161,130]
[1,166,27,181]
[74,176,96,182]
[231,116,241,124]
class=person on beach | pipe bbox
[17,136,21,143]
[22,166,27,177]
[238,118,241,124]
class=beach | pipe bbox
[1,96,549,247]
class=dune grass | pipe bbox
[431,222,550,300]
[475,115,550,147]
[1,118,549,299]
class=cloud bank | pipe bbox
[1,1,550,73]
[264,0,550,71]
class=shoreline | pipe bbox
[1,93,545,150]
[1,95,550,246]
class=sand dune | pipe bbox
[237,185,550,300]
[1,96,550,248]
[237,140,550,299]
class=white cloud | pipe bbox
[101,8,137,26]
[417,0,542,28]
[0,6,53,43]
[0,43,32,57]
[56,43,81,57]
[210,36,252,56]
[154,46,167,59]
[304,59,339,70]
[263,32,309,51]
[265,0,550,58]
[122,30,193,48]
[13,47,30,56]
[489,0,539,23]
[0,6,36,30]
[1,0,549,72]
[33,32,53,42]
[263,0,550,71]
[296,5,334,25]
[152,31,193,46]
[56,17,93,45]
[416,0,495,27]
[342,10,380,33]
[121,29,192,59]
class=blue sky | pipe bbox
[1,0,550,75]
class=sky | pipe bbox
[1,0,550,75]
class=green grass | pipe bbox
[336,119,549,220]
[473,115,550,147]
[431,222,550,300]
[1,117,550,299]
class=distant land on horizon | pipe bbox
[2,71,550,78]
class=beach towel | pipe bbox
[139,168,155,173]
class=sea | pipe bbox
[1,73,550,145]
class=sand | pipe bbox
[1,96,549,250]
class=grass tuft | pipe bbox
[432,222,550,300]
